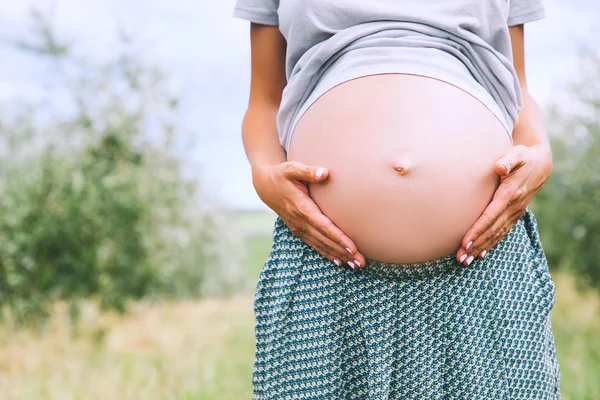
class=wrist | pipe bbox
[251,161,276,191]
[531,140,552,158]
[248,150,285,173]
[531,141,553,176]
[251,160,277,177]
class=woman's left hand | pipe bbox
[456,143,553,265]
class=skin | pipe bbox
[287,72,513,264]
[243,23,366,269]
[455,24,553,266]
[242,22,552,270]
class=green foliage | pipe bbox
[533,51,600,293]
[0,14,244,325]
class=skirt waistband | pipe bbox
[272,217,485,281]
[358,251,464,281]
[270,207,538,282]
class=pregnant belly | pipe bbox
[287,73,513,264]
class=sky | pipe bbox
[0,0,599,210]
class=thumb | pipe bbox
[494,149,521,177]
[284,161,329,183]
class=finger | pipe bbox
[494,145,526,177]
[302,223,362,266]
[472,209,525,259]
[460,176,523,250]
[460,198,506,253]
[282,161,329,184]
[456,247,469,264]
[294,197,364,261]
[466,218,510,263]
[462,208,524,265]
[308,213,366,267]
[300,234,346,268]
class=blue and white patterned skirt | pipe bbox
[252,207,561,399]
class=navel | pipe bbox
[390,158,413,176]
[393,164,408,175]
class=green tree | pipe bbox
[533,51,600,293]
[0,11,244,324]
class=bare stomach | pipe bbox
[287,73,513,264]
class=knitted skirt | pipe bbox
[252,207,561,399]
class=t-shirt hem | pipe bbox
[507,9,546,26]
[233,6,279,26]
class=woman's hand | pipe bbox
[253,160,366,270]
[456,143,553,265]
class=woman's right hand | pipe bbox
[252,160,366,270]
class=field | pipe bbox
[1,211,599,399]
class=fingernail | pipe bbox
[316,167,326,178]
[353,259,361,268]
[347,261,356,269]
[346,247,353,255]
[501,162,509,173]
[466,241,473,250]
[460,254,467,263]
[480,250,487,258]
[333,259,341,267]
[466,255,474,266]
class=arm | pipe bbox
[241,23,365,269]
[455,24,553,265]
[509,24,552,156]
[242,23,287,171]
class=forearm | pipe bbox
[241,104,286,175]
[512,88,551,154]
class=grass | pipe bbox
[0,210,599,399]
[1,272,599,399]
[0,296,256,400]
[244,234,275,279]
[551,273,600,399]
[220,208,277,238]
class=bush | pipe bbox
[0,13,245,325]
[533,52,600,293]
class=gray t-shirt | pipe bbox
[233,0,546,155]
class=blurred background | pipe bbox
[0,0,598,399]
